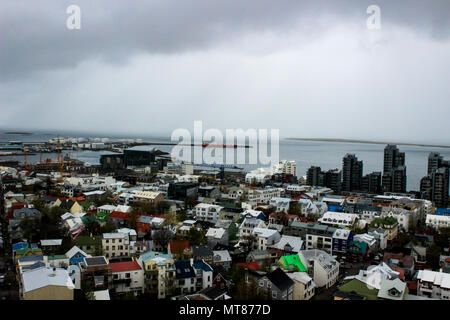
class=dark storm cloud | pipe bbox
[1,0,449,81]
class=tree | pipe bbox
[228,222,238,242]
[188,227,205,246]
[153,228,174,252]
[128,210,139,229]
[288,201,302,216]
[176,210,188,222]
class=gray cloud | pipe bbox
[1,1,449,144]
[1,0,449,80]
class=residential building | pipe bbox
[110,261,144,295]
[102,233,130,258]
[342,154,363,192]
[194,203,224,223]
[20,267,74,300]
[298,249,340,288]
[138,251,175,299]
[287,271,315,300]
[257,268,294,300]
[416,269,450,300]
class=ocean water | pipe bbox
[2,130,450,192]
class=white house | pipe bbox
[102,233,130,258]
[238,217,267,240]
[416,269,450,300]
[426,214,450,231]
[110,261,144,295]
[298,249,339,289]
[287,271,315,300]
[194,203,223,223]
[318,211,359,228]
[252,227,281,251]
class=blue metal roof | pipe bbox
[174,260,196,279]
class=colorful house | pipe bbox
[279,254,307,272]
[65,246,91,265]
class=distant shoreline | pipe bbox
[287,138,450,149]
[4,132,33,135]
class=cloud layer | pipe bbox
[1,1,449,143]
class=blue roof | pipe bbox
[140,251,173,264]
[435,208,450,216]
[18,255,44,263]
[328,205,343,212]
[174,260,196,279]
[193,260,213,272]
[13,242,28,251]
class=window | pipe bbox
[125,273,131,278]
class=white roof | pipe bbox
[83,190,105,196]
[213,250,232,262]
[40,239,63,246]
[61,212,73,220]
[98,205,117,211]
[417,270,450,289]
[103,233,127,239]
[93,289,110,300]
[288,271,315,286]
[115,205,131,213]
[22,267,75,293]
[242,209,263,217]
[377,278,406,300]
[332,229,352,240]
[252,227,278,238]
[206,228,226,239]
[117,228,137,236]
[65,246,90,260]
[270,235,304,252]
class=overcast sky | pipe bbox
[1,1,449,143]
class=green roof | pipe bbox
[280,254,307,272]
[347,241,368,254]
[15,247,42,256]
[47,255,67,260]
[338,279,379,300]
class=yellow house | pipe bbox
[60,199,83,214]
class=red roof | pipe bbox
[407,281,418,291]
[237,261,261,271]
[169,241,190,254]
[109,261,142,273]
[109,211,131,220]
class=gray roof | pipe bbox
[85,256,108,266]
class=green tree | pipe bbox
[188,227,205,246]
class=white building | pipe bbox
[298,249,339,289]
[344,262,400,290]
[110,261,144,295]
[245,168,271,184]
[269,197,291,213]
[252,227,281,251]
[238,217,267,240]
[287,272,315,300]
[416,270,450,300]
[194,203,223,223]
[426,214,450,231]
[318,211,359,228]
[247,187,284,203]
[272,160,297,176]
[102,233,130,258]
[270,235,305,253]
